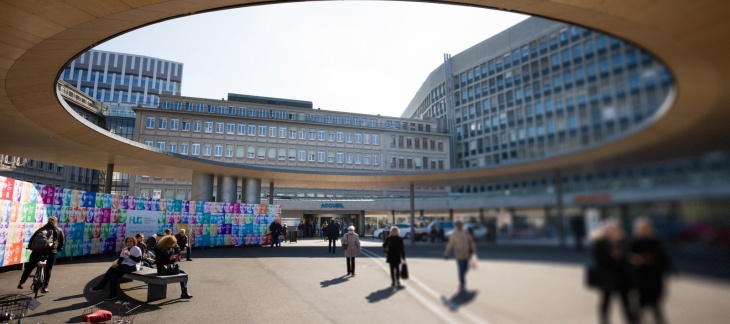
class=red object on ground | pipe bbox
[83,310,113,322]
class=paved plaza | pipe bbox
[0,238,728,323]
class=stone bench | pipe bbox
[123,266,188,302]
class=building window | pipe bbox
[203,145,212,156]
[158,117,169,129]
[363,134,370,144]
[337,131,344,142]
[180,143,189,155]
[248,125,256,136]
[298,150,306,161]
[247,146,256,158]
[227,123,235,134]
[318,130,325,141]
[216,122,224,134]
[363,155,370,165]
[238,123,246,135]
[169,143,177,153]
[346,153,353,164]
[145,116,155,129]
[193,120,201,132]
[318,151,325,162]
[373,155,380,165]
[214,145,222,157]
[204,121,213,133]
[336,152,344,163]
[182,120,190,131]
[278,148,286,160]
[170,118,179,130]
[192,143,200,155]
[373,134,380,145]
[259,125,266,136]
[355,133,362,143]
[289,129,296,139]
[279,127,287,138]
[144,140,153,146]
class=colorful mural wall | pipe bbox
[0,176,281,267]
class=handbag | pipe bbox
[341,234,349,249]
[400,263,409,280]
[160,263,180,275]
[585,265,601,288]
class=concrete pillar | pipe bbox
[479,208,485,224]
[243,178,261,204]
[104,164,114,194]
[268,181,274,205]
[449,209,454,221]
[358,210,366,237]
[218,176,238,203]
[555,170,566,248]
[391,210,395,224]
[191,173,214,202]
[409,183,415,244]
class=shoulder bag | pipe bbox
[160,263,180,276]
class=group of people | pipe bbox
[89,228,193,300]
[591,218,672,324]
[17,217,194,301]
[333,220,476,292]
[429,225,446,243]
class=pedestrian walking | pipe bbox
[630,217,672,324]
[282,223,288,243]
[18,216,64,293]
[321,221,328,241]
[269,220,282,247]
[342,226,361,276]
[592,221,635,324]
[443,220,476,292]
[327,220,341,254]
[384,226,406,289]
[175,229,192,261]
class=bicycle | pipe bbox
[29,256,47,300]
[0,294,32,324]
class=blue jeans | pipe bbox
[328,237,337,253]
[456,259,469,290]
[178,269,188,289]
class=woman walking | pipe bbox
[384,226,406,289]
[592,221,634,324]
[630,217,672,324]
[342,226,361,276]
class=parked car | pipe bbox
[444,222,489,240]
[373,223,414,239]
[417,220,455,241]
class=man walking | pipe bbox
[327,220,341,254]
[175,229,192,261]
[269,220,282,247]
[443,221,476,292]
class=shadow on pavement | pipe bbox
[320,275,349,288]
[441,290,478,312]
[365,286,397,303]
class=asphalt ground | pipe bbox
[0,237,728,324]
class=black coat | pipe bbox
[175,233,189,248]
[28,223,64,254]
[592,238,632,290]
[384,236,406,265]
[154,246,177,274]
[630,237,672,302]
[327,222,341,239]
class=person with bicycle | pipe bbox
[89,237,142,300]
[18,216,64,293]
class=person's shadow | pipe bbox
[365,286,397,303]
[319,275,349,288]
[440,290,478,311]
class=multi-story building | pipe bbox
[130,93,451,200]
[59,49,185,195]
[393,16,730,243]
[403,17,672,193]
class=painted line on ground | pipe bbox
[361,248,489,324]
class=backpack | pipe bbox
[30,227,56,251]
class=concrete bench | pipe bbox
[123,267,188,302]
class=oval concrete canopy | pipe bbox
[1,1,729,189]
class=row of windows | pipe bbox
[141,140,382,166]
[144,115,383,145]
[62,68,180,92]
[388,135,445,151]
[388,156,445,170]
[157,99,435,133]
[1,156,96,184]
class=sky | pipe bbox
[95,1,528,117]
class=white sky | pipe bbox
[94,1,527,117]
